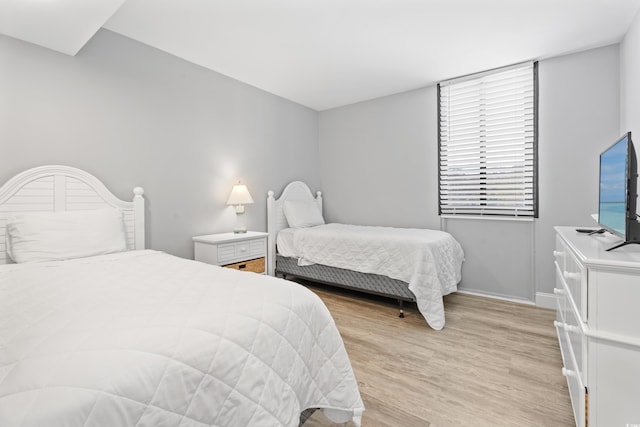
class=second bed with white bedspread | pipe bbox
[277,223,464,330]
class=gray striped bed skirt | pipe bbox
[276,254,415,302]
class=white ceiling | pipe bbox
[0,0,125,56]
[2,1,640,110]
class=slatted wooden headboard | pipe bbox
[266,181,322,276]
[0,165,145,265]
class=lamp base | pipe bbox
[233,227,247,234]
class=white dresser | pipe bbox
[554,226,640,427]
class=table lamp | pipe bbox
[227,182,254,233]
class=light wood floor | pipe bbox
[302,282,574,427]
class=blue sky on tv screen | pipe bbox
[600,137,627,203]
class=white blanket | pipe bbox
[289,224,464,330]
[0,250,363,426]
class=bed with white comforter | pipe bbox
[277,223,464,330]
[0,250,364,426]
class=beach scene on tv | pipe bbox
[599,137,628,235]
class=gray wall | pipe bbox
[535,46,620,298]
[621,10,640,148]
[318,87,440,229]
[318,45,620,302]
[620,10,640,240]
[0,30,320,258]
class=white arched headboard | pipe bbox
[266,181,322,276]
[0,165,145,265]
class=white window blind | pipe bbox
[438,62,538,218]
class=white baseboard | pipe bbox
[456,289,556,309]
[456,289,535,306]
[535,292,556,309]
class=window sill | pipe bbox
[440,215,534,222]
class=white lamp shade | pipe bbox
[226,184,254,205]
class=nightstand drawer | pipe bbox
[217,239,265,264]
[224,257,265,274]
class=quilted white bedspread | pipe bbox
[0,250,363,426]
[290,224,464,330]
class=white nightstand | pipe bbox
[193,231,268,274]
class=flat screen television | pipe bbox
[597,131,640,250]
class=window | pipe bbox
[438,62,538,218]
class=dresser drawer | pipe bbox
[554,234,567,272]
[556,260,587,386]
[554,263,569,324]
[224,257,265,274]
[555,287,565,325]
[564,348,586,427]
[217,239,266,264]
[561,244,586,322]
[557,321,586,427]
[564,299,585,385]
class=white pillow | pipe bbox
[283,200,325,228]
[6,208,127,263]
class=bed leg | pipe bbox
[398,300,405,318]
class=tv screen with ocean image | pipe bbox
[599,136,628,236]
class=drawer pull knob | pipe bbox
[562,367,575,377]
[553,250,564,257]
[240,247,247,252]
[563,271,581,281]
[553,288,565,295]
[554,321,565,329]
